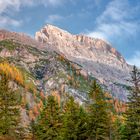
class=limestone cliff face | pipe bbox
[35,24,129,70]
[35,24,131,101]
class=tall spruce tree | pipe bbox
[0,73,21,139]
[87,80,110,140]
[76,107,88,140]
[124,66,140,140]
[35,95,62,140]
[61,96,88,140]
[111,117,126,140]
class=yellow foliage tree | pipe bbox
[0,62,24,85]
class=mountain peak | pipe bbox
[0,28,131,101]
[35,25,127,69]
[35,25,131,101]
[44,24,68,32]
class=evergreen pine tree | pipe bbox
[111,117,126,140]
[61,96,88,140]
[87,80,111,140]
[35,95,62,140]
[76,107,88,140]
[0,73,21,139]
[124,66,140,140]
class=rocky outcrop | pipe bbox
[35,24,129,70]
[35,24,132,101]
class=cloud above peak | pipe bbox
[46,14,64,24]
[97,0,130,23]
[87,0,140,40]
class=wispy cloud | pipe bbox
[87,0,140,40]
[0,0,66,28]
[46,14,64,24]
[0,16,22,28]
[94,0,102,7]
[0,0,20,14]
[0,0,65,13]
[0,0,22,28]
[127,51,140,68]
[22,0,65,7]
[0,0,76,13]
[44,0,64,7]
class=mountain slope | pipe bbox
[0,29,126,113]
[35,24,131,101]
[0,28,128,139]
[0,30,92,105]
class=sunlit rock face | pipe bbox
[35,24,129,70]
[35,24,132,101]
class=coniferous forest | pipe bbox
[0,65,140,140]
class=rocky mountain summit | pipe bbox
[35,24,132,101]
[35,24,128,70]
[0,26,131,103]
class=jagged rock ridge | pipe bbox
[35,24,132,101]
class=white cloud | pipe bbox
[0,0,20,14]
[46,14,64,24]
[88,31,106,40]
[127,51,140,68]
[94,0,102,7]
[0,0,22,28]
[96,0,129,23]
[0,0,65,13]
[0,16,22,28]
[0,0,21,28]
[45,0,64,6]
[87,0,140,40]
[22,0,65,7]
[0,0,65,28]
[0,0,67,15]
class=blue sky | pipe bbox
[0,0,140,67]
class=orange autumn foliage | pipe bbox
[33,105,39,116]
[0,62,24,85]
[29,110,35,121]
[105,92,126,113]
[0,62,37,93]
[40,91,45,99]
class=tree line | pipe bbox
[0,66,140,140]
